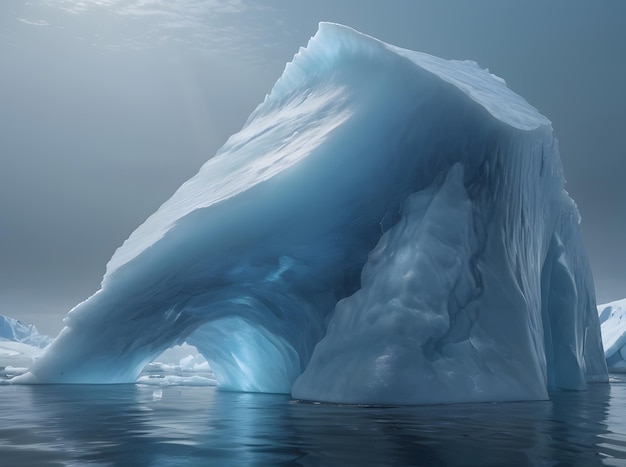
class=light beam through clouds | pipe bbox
[28,0,286,62]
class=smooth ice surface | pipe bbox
[15,23,606,404]
[598,298,626,370]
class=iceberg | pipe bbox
[14,23,607,404]
[0,314,51,372]
[0,314,51,349]
[597,298,626,370]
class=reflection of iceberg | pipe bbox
[15,23,606,404]
[597,298,626,371]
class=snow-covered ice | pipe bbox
[1,314,50,371]
[1,314,51,349]
[138,343,216,387]
[597,298,626,371]
[13,23,606,404]
[0,341,43,371]
[0,315,52,380]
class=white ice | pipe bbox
[0,314,51,349]
[13,23,607,404]
[1,314,50,371]
[139,343,215,387]
[0,341,43,371]
[597,298,626,371]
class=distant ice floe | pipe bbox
[137,344,217,387]
[0,314,51,374]
[598,298,626,371]
[0,340,41,377]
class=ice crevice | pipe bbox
[13,22,607,404]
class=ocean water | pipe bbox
[1,377,626,466]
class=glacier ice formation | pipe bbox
[0,314,50,372]
[597,298,626,371]
[14,23,607,404]
[0,314,51,349]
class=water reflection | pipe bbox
[2,379,626,465]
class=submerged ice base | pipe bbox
[15,23,607,404]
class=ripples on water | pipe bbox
[2,376,626,466]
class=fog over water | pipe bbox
[1,0,625,335]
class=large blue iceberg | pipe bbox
[15,23,607,404]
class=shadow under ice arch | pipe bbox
[15,23,607,404]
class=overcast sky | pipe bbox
[1,0,625,335]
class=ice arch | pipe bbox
[15,23,607,404]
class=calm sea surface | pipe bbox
[2,376,626,466]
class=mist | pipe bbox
[1,0,624,335]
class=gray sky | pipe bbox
[1,0,625,336]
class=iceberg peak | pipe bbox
[283,22,551,132]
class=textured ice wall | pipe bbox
[15,23,606,403]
